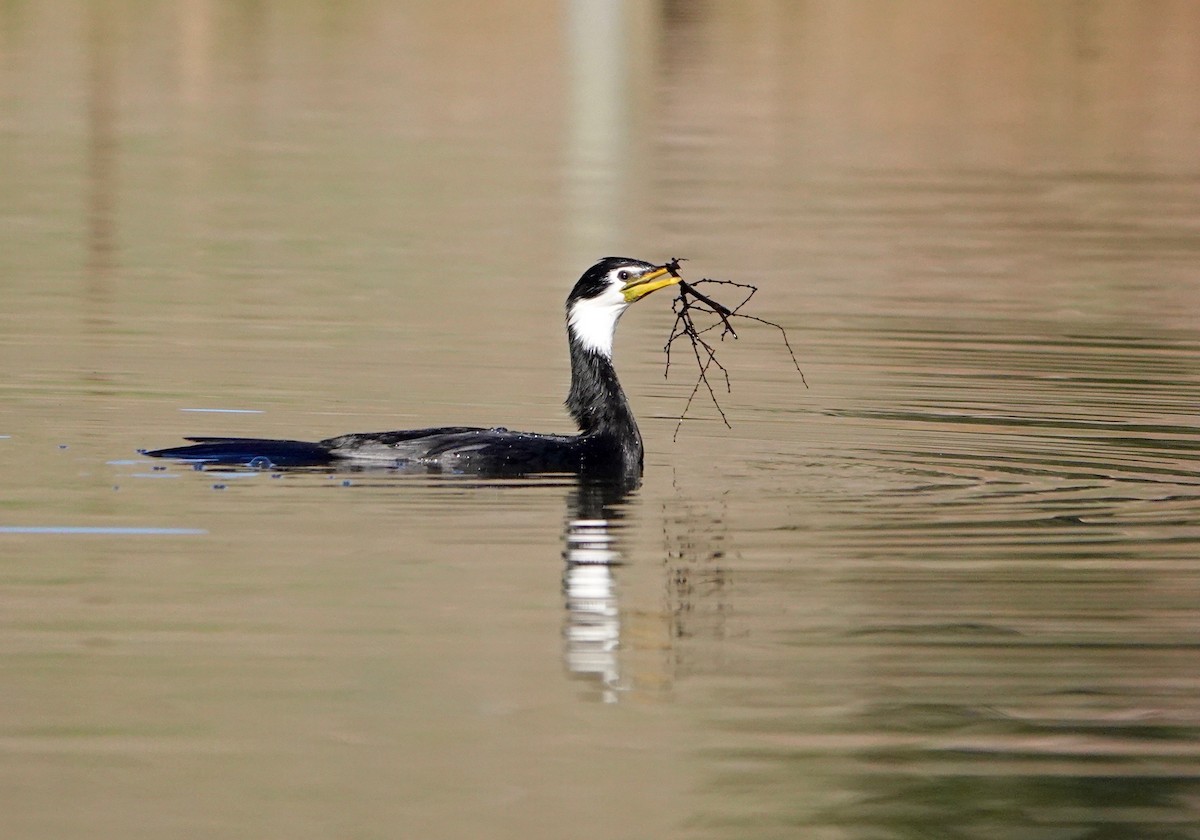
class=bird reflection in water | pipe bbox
[561,478,635,703]
[560,478,734,702]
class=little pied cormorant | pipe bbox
[144,257,682,478]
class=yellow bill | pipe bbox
[621,266,682,303]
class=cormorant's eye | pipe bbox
[617,270,631,281]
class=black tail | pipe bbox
[143,437,335,468]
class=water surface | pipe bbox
[3,3,1199,839]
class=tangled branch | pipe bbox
[660,258,806,439]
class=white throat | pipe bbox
[567,292,628,359]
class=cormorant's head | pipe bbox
[566,257,681,358]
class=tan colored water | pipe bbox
[3,2,1200,838]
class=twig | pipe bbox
[659,262,806,439]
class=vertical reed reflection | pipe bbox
[178,0,213,109]
[564,0,628,255]
[85,0,117,325]
[81,0,119,394]
[176,0,213,272]
[563,0,657,257]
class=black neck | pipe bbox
[565,336,644,473]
